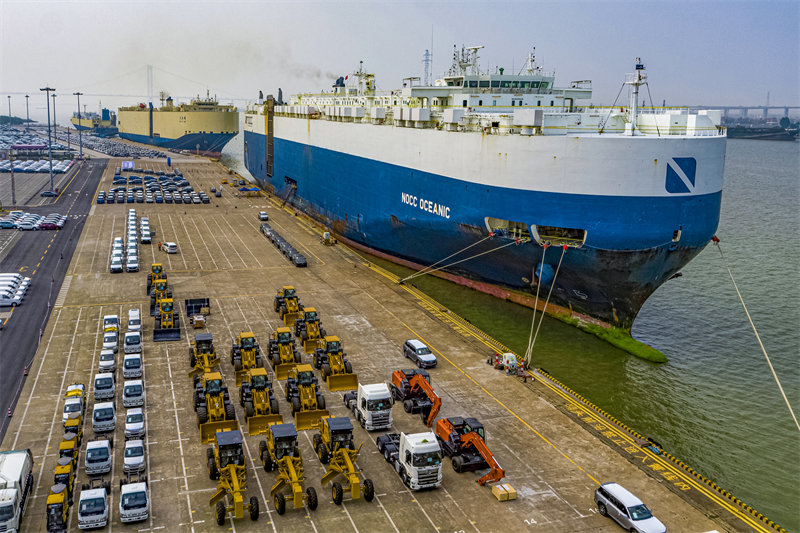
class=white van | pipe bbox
[92,402,116,433]
[123,353,143,379]
[164,242,177,254]
[128,308,141,332]
[93,372,115,401]
[124,331,142,354]
[122,380,144,408]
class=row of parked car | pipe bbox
[76,311,149,528]
[0,272,30,307]
[97,170,213,204]
[110,210,150,273]
[0,210,67,230]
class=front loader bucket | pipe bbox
[273,363,297,381]
[235,370,248,387]
[294,409,329,431]
[303,338,324,354]
[283,312,302,327]
[200,420,240,444]
[326,373,359,392]
[153,327,181,342]
[247,414,283,436]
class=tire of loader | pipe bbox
[216,500,226,525]
[225,403,235,420]
[234,357,242,371]
[316,442,329,464]
[363,478,375,502]
[198,407,208,425]
[291,397,301,415]
[344,360,352,374]
[270,399,279,414]
[206,448,214,460]
[274,493,286,515]
[190,352,196,368]
[249,496,259,521]
[332,482,343,505]
[321,364,330,380]
[306,487,318,510]
[316,394,326,410]
[245,402,254,418]
[208,456,218,480]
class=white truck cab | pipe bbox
[102,315,119,332]
[0,449,34,533]
[77,479,109,530]
[377,432,442,490]
[119,475,149,523]
[85,438,113,475]
[344,383,393,430]
[92,402,116,434]
[123,380,145,408]
[123,353,143,379]
[124,331,142,354]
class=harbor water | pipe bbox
[224,136,799,530]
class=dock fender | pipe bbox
[534,263,554,286]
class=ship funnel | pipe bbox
[258,90,264,105]
[278,88,283,105]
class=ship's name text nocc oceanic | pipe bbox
[401,192,451,219]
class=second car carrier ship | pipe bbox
[243,46,727,332]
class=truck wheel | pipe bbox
[215,500,226,525]
[245,402,254,418]
[316,394,326,410]
[358,412,365,428]
[291,397,301,415]
[452,455,464,473]
[363,478,375,502]
[197,407,208,425]
[331,482,343,505]
[401,469,410,487]
[403,400,414,413]
[249,496,259,521]
[274,493,285,515]
[306,487,318,510]
[384,446,391,461]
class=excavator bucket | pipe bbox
[303,338,324,354]
[273,363,298,381]
[247,414,283,436]
[326,373,359,392]
[200,420,240,444]
[153,327,181,342]
[293,409,329,431]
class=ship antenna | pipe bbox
[624,58,646,136]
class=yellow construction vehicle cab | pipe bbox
[239,367,282,435]
[53,456,76,500]
[267,327,301,380]
[149,279,172,316]
[63,412,83,447]
[231,332,263,386]
[313,336,358,392]
[257,423,318,515]
[146,263,167,295]
[294,307,327,354]
[46,483,71,532]
[284,364,329,430]
[153,298,181,342]
[274,286,303,326]
[207,430,259,525]
[58,432,80,471]
[194,371,238,443]
[313,416,375,505]
[189,333,220,377]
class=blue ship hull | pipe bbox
[244,130,721,330]
[119,131,236,154]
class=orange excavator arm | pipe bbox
[462,432,505,486]
[409,375,441,427]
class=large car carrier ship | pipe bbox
[243,47,727,331]
[71,107,118,137]
[118,92,238,156]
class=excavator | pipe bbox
[313,336,358,392]
[189,333,219,377]
[149,279,172,316]
[274,286,303,327]
[239,367,282,435]
[194,371,239,443]
[207,430,259,525]
[284,364,329,430]
[257,423,319,515]
[313,416,374,505]
[231,332,263,386]
[390,369,442,427]
[294,307,326,353]
[146,263,167,295]
[153,298,180,342]
[435,417,505,486]
[268,327,302,380]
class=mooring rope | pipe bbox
[523,244,548,365]
[399,234,495,283]
[713,238,800,432]
[524,245,568,367]
[400,237,524,283]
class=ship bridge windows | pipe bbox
[479,80,490,88]
[491,80,500,88]
[468,80,478,88]
[531,225,586,248]
[501,81,512,88]
[485,217,531,241]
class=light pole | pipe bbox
[40,87,55,193]
[6,96,10,121]
[73,92,83,157]
[52,93,57,135]
[25,95,29,131]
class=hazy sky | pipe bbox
[1,0,798,123]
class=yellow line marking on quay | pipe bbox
[359,254,776,533]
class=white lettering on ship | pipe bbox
[401,192,450,219]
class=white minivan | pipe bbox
[124,331,142,354]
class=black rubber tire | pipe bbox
[274,493,285,515]
[312,433,322,447]
[249,496,259,521]
[452,455,464,473]
[363,478,375,502]
[206,447,214,460]
[332,482,343,505]
[234,358,242,371]
[225,403,235,420]
[197,407,208,425]
[190,352,196,368]
[291,397,301,415]
[344,360,352,374]
[270,399,279,414]
[294,351,301,364]
[208,457,218,480]
[285,385,291,402]
[245,402,254,418]
[316,394,326,410]
[321,364,330,379]
[306,487,318,510]
[216,500,226,525]
[598,502,607,516]
[261,452,273,472]
[384,447,391,461]
[258,440,267,454]
[403,400,414,413]
[317,443,329,464]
